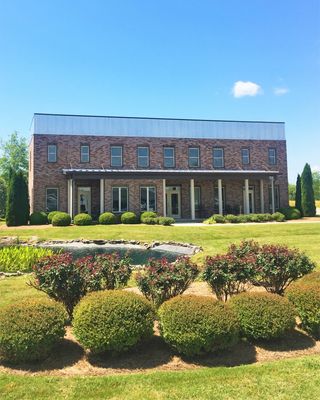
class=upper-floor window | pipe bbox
[137,146,149,168]
[188,147,200,168]
[163,147,175,168]
[268,148,276,165]
[111,146,123,167]
[46,188,58,212]
[241,148,250,165]
[80,145,90,163]
[47,144,57,163]
[213,147,224,168]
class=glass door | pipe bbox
[78,187,91,214]
[166,186,181,218]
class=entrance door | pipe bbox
[78,187,91,214]
[166,186,181,218]
[243,187,255,214]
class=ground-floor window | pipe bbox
[195,186,201,211]
[140,186,156,212]
[268,184,280,211]
[112,187,128,212]
[213,185,226,213]
[46,188,58,212]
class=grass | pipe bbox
[1,356,320,399]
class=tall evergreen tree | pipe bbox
[301,163,316,217]
[6,170,29,226]
[295,174,302,214]
[0,177,6,218]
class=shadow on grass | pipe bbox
[256,329,316,352]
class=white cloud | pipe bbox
[274,87,289,96]
[232,81,262,98]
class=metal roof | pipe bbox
[32,113,285,141]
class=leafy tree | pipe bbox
[0,132,28,183]
[6,170,29,226]
[301,163,316,217]
[295,174,302,214]
[288,183,296,201]
[312,170,320,200]
[0,177,6,218]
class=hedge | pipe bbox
[121,212,138,224]
[52,212,71,226]
[48,211,60,224]
[29,211,48,225]
[279,206,301,220]
[98,212,117,225]
[73,213,92,226]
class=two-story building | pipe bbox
[28,113,289,220]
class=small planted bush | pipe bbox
[73,291,155,354]
[225,214,240,223]
[158,295,239,356]
[136,257,199,308]
[279,206,301,220]
[52,212,71,226]
[29,211,48,225]
[0,299,66,363]
[272,212,286,222]
[142,217,157,225]
[98,212,117,225]
[74,213,92,226]
[156,216,175,226]
[204,214,225,224]
[47,211,60,224]
[230,292,296,341]
[140,211,157,223]
[121,211,138,224]
[0,246,54,272]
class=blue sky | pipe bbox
[0,0,319,182]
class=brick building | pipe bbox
[29,113,289,220]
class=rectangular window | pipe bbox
[47,144,57,163]
[213,148,224,168]
[46,188,58,212]
[268,148,276,165]
[163,147,175,168]
[137,146,149,168]
[241,148,250,165]
[213,186,226,213]
[194,186,201,211]
[111,146,123,167]
[112,187,128,212]
[188,147,200,167]
[140,186,156,212]
[80,145,90,163]
[268,184,280,211]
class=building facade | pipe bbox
[29,113,289,220]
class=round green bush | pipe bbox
[272,212,286,222]
[73,291,155,354]
[121,211,138,224]
[140,211,157,223]
[29,211,48,225]
[52,212,71,226]
[156,216,175,226]
[279,207,301,220]
[0,299,66,363]
[286,283,320,338]
[47,211,60,224]
[98,212,117,225]
[158,295,239,356]
[230,292,296,341]
[142,217,157,225]
[73,213,92,226]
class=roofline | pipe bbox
[33,113,285,125]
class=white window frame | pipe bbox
[80,145,90,163]
[112,187,128,212]
[46,187,58,212]
[140,186,157,212]
[268,148,276,165]
[188,147,200,168]
[213,147,224,168]
[111,146,123,167]
[164,147,175,168]
[241,148,250,165]
[47,144,57,163]
[137,146,149,168]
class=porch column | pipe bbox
[244,178,250,214]
[67,178,73,217]
[270,176,275,213]
[260,179,265,213]
[162,179,166,217]
[190,178,195,220]
[218,179,223,215]
[100,178,105,215]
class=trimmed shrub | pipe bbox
[0,299,66,363]
[156,216,175,226]
[98,212,117,225]
[142,217,157,225]
[225,214,240,223]
[74,213,92,226]
[237,214,251,223]
[29,211,48,225]
[48,211,60,224]
[121,211,137,224]
[286,283,320,338]
[230,292,296,340]
[211,214,225,223]
[52,212,71,226]
[73,291,155,354]
[136,257,199,308]
[140,211,157,223]
[271,212,286,222]
[279,206,301,220]
[158,295,239,356]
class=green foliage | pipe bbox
[301,163,316,216]
[279,206,301,220]
[312,170,320,200]
[271,212,286,222]
[288,183,296,201]
[136,256,199,308]
[205,214,225,224]
[47,211,60,223]
[52,212,71,226]
[98,212,117,225]
[0,246,54,272]
[230,292,296,340]
[140,211,157,223]
[121,211,138,224]
[286,283,320,338]
[0,177,6,218]
[29,211,48,225]
[6,170,29,226]
[142,217,157,224]
[295,174,302,213]
[0,131,28,183]
[158,295,239,356]
[73,290,155,354]
[225,214,240,223]
[156,216,175,225]
[0,298,66,363]
[73,213,92,226]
